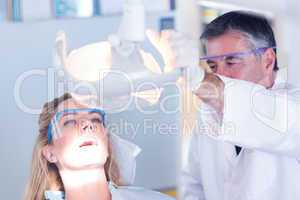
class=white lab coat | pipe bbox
[180,72,300,200]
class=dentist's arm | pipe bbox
[219,76,300,158]
[196,74,300,158]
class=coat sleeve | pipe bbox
[216,76,300,158]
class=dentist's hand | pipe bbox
[194,73,225,114]
[146,29,199,70]
[146,29,224,113]
[146,29,205,90]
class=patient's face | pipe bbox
[48,98,109,170]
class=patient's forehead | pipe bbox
[56,98,87,112]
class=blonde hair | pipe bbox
[24,93,121,200]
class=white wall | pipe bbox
[0,12,178,200]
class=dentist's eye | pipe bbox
[225,56,243,64]
[63,120,77,127]
[206,60,217,72]
[209,64,217,70]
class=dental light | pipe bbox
[54,0,183,107]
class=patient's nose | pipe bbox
[80,119,95,133]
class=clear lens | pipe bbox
[199,48,262,71]
[48,108,105,143]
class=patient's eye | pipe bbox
[63,119,77,127]
[91,117,103,125]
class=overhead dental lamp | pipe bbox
[54,0,205,110]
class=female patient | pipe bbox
[24,93,173,200]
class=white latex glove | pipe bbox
[146,29,205,91]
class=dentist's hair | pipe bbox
[24,93,121,200]
[200,10,278,71]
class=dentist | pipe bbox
[149,11,300,200]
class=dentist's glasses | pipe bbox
[47,108,106,143]
[200,46,276,72]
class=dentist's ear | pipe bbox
[262,48,276,74]
[42,145,58,163]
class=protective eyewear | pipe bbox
[47,108,106,143]
[200,46,276,69]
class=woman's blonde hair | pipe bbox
[24,93,121,200]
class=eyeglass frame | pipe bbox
[47,108,106,144]
[199,46,276,66]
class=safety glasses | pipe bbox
[200,46,276,70]
[47,108,106,143]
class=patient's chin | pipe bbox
[60,156,108,171]
[58,146,108,171]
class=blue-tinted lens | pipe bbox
[47,108,106,144]
[200,46,276,61]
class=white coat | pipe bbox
[180,71,300,200]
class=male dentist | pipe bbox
[149,11,300,200]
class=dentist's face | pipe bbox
[48,99,109,171]
[204,31,273,85]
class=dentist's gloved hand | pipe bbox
[194,73,225,115]
[146,29,205,91]
[146,29,225,113]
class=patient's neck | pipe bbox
[59,168,111,200]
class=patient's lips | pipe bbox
[79,140,97,148]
